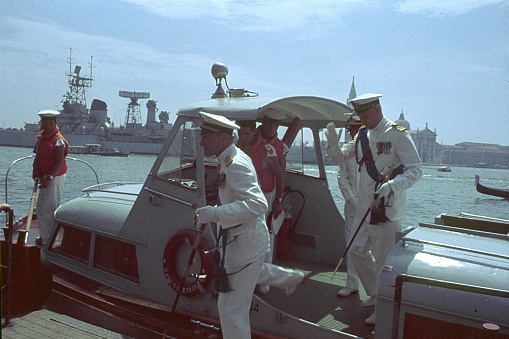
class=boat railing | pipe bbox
[82,181,143,197]
[432,213,509,235]
[5,155,99,204]
[459,213,509,223]
[405,226,509,259]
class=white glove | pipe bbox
[195,206,218,225]
[325,123,340,149]
[375,182,393,198]
[324,123,343,159]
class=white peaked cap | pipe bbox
[199,111,240,134]
[37,109,60,119]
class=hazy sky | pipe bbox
[1,0,508,146]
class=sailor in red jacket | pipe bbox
[32,110,69,246]
[255,109,289,294]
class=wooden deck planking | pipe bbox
[1,309,130,339]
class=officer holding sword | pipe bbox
[326,93,422,325]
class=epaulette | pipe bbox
[224,155,233,167]
[392,124,406,132]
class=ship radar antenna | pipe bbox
[119,91,150,129]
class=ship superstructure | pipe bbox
[0,49,172,154]
[59,48,94,133]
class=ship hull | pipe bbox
[0,129,164,155]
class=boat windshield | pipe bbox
[156,120,199,188]
[286,126,322,177]
[154,117,334,191]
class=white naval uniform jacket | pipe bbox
[350,117,422,222]
[216,143,270,269]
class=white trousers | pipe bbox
[218,258,304,339]
[36,174,65,244]
[218,254,265,339]
[262,190,276,265]
[257,263,304,290]
[349,217,399,296]
[343,207,361,290]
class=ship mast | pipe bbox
[61,48,93,132]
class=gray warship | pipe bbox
[0,49,172,155]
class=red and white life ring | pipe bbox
[163,229,216,297]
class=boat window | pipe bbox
[50,224,91,264]
[286,127,320,177]
[93,235,139,283]
[156,121,198,188]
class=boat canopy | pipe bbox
[177,96,353,127]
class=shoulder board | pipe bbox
[225,155,233,167]
[392,124,406,132]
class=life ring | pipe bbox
[163,229,216,297]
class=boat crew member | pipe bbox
[348,93,422,325]
[195,112,304,339]
[325,114,363,298]
[237,118,285,295]
[32,110,69,246]
[255,108,289,295]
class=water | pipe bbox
[1,146,154,220]
[326,163,509,226]
[1,146,508,227]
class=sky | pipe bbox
[0,0,508,146]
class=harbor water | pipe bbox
[1,145,508,228]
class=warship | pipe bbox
[0,49,172,155]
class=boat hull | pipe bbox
[475,175,509,199]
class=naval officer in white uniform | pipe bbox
[195,112,304,339]
[347,93,422,325]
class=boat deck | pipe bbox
[51,260,375,338]
[1,308,130,339]
[262,259,375,338]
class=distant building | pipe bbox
[441,142,509,168]
[394,111,509,167]
[396,111,439,164]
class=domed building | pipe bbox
[395,111,440,164]
[395,110,411,130]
